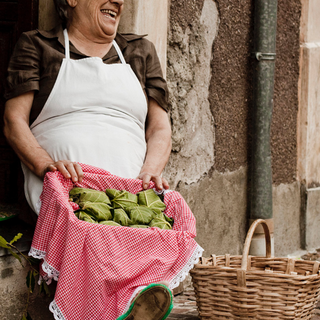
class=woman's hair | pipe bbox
[53,0,70,26]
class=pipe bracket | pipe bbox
[253,52,276,61]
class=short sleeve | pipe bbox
[145,41,169,112]
[4,32,40,100]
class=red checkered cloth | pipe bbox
[29,163,203,320]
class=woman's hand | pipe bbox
[45,160,83,183]
[138,98,172,191]
[137,172,169,191]
[4,92,83,183]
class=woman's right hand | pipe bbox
[44,160,83,183]
[4,92,83,184]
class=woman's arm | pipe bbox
[138,98,172,190]
[3,91,83,182]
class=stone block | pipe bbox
[176,167,247,256]
[306,187,320,250]
[273,182,301,256]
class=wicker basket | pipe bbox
[190,219,320,319]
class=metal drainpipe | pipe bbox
[249,0,278,256]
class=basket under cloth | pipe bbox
[28,163,203,320]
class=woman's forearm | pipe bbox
[138,98,172,190]
[4,92,83,182]
[4,92,54,178]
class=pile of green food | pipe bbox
[69,187,173,230]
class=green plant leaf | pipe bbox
[43,281,51,296]
[129,206,154,225]
[137,189,166,212]
[9,233,23,245]
[39,281,44,295]
[113,208,131,226]
[26,270,36,293]
[21,315,28,320]
[8,249,22,264]
[0,236,9,249]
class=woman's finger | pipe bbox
[151,176,163,191]
[64,161,79,182]
[74,162,84,183]
[162,177,170,190]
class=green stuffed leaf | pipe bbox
[105,189,124,199]
[113,208,131,226]
[130,225,149,229]
[112,191,138,211]
[70,187,111,205]
[149,217,172,230]
[99,220,122,227]
[137,189,166,212]
[129,206,154,225]
[152,209,165,219]
[76,210,98,223]
[164,214,174,226]
[80,202,112,221]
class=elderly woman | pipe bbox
[4,0,171,214]
[3,1,202,320]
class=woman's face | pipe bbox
[68,0,124,42]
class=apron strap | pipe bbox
[63,29,70,60]
[112,40,126,64]
[63,29,126,64]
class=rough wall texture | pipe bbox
[208,0,254,173]
[272,0,301,184]
[165,0,218,187]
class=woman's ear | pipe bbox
[66,0,77,8]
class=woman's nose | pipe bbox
[110,0,124,6]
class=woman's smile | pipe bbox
[100,8,118,20]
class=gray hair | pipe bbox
[53,0,70,26]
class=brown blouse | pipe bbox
[4,25,169,125]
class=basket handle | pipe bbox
[241,219,272,271]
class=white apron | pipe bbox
[22,29,148,214]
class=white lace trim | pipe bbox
[42,259,60,281]
[153,188,173,196]
[169,244,203,290]
[28,247,46,259]
[49,300,66,320]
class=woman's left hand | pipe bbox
[137,172,169,191]
[138,98,171,191]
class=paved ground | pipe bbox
[169,285,320,320]
[168,287,199,320]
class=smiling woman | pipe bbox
[66,0,124,52]
[2,0,202,319]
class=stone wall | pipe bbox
[166,0,303,256]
